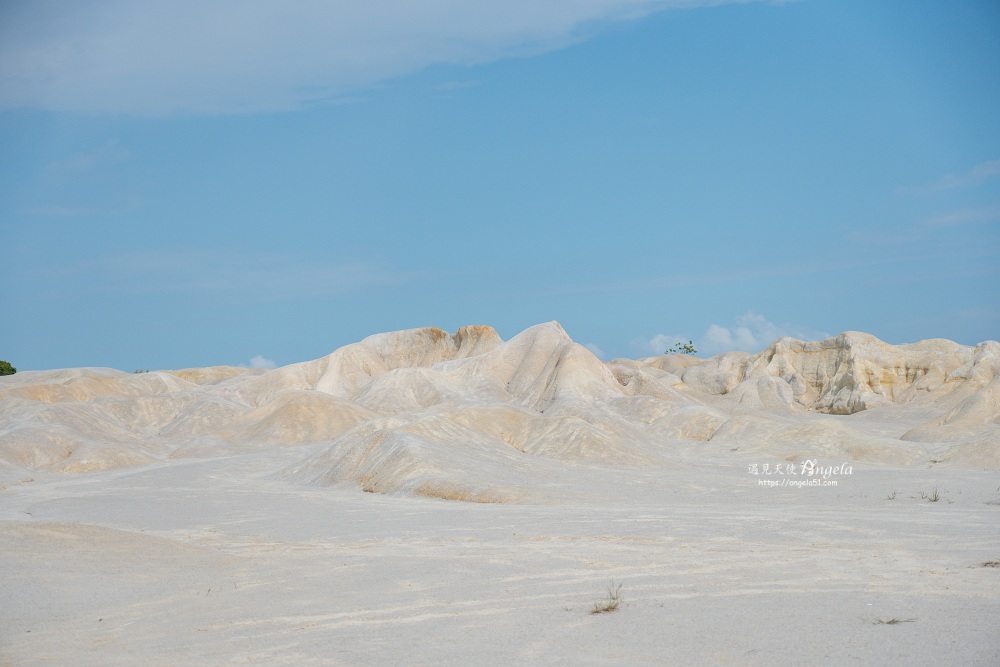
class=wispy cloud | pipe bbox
[45,141,131,177]
[53,248,428,301]
[248,354,277,370]
[25,196,144,218]
[698,311,829,355]
[851,203,1000,247]
[921,204,1000,228]
[897,159,1000,195]
[583,342,606,360]
[633,333,692,356]
[0,0,783,115]
[432,80,483,92]
[639,310,829,357]
[541,259,847,298]
[22,141,141,218]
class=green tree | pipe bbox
[0,360,16,376]
[665,340,697,355]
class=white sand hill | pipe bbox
[2,322,998,490]
[2,323,999,665]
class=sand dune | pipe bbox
[1,321,997,496]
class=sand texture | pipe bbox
[1,322,998,665]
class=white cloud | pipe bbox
[634,332,690,356]
[583,342,606,359]
[697,311,830,355]
[922,204,1000,228]
[249,354,277,369]
[898,159,1000,194]
[0,0,779,115]
[928,159,1000,191]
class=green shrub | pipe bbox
[0,360,16,376]
[665,340,697,355]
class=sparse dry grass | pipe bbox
[591,580,623,614]
[917,488,940,502]
[871,617,917,625]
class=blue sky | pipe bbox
[2,0,998,371]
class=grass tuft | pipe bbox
[591,580,623,614]
[872,617,917,625]
[918,488,940,502]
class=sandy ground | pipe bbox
[3,324,999,664]
[3,446,999,666]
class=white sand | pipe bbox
[1,323,998,664]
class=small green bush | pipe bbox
[665,340,697,355]
[0,360,15,376]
